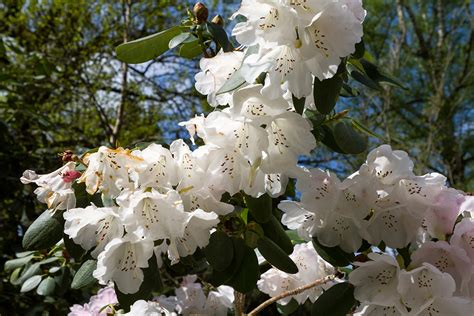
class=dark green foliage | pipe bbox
[311,283,356,316]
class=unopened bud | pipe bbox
[193,2,209,24]
[211,15,224,27]
[60,150,77,162]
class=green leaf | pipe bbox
[261,216,294,255]
[4,255,35,271]
[204,231,234,272]
[316,125,346,154]
[71,259,97,289]
[208,237,246,287]
[168,32,192,49]
[36,276,56,296]
[9,267,23,285]
[22,210,64,250]
[179,39,202,59]
[115,254,163,312]
[349,68,382,91]
[216,68,246,95]
[292,95,305,115]
[312,238,354,267]
[16,262,41,285]
[333,121,367,154]
[205,22,233,52]
[257,236,298,274]
[311,283,356,316]
[340,83,359,98]
[360,59,406,89]
[349,118,386,141]
[21,275,42,292]
[352,39,365,59]
[227,244,259,293]
[286,230,306,244]
[313,74,343,114]
[116,26,184,64]
[245,194,272,224]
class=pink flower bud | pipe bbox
[62,170,81,183]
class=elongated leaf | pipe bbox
[116,26,184,64]
[246,194,272,224]
[313,75,343,114]
[208,237,246,286]
[349,68,382,91]
[333,121,367,154]
[22,210,64,250]
[311,283,355,316]
[360,59,406,89]
[216,68,246,94]
[21,275,42,292]
[36,276,56,296]
[257,237,298,274]
[4,255,35,271]
[204,231,234,271]
[71,259,97,289]
[179,39,202,59]
[312,237,354,267]
[317,125,346,153]
[261,216,294,255]
[168,32,192,49]
[227,244,259,293]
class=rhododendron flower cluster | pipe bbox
[17,0,474,314]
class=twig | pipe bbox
[248,275,336,315]
[234,292,246,316]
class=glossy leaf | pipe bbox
[179,39,202,59]
[333,121,367,154]
[208,237,246,287]
[116,26,184,64]
[168,32,192,49]
[311,283,356,316]
[257,236,298,274]
[312,237,354,267]
[261,216,294,255]
[22,210,64,250]
[227,244,259,293]
[246,194,272,224]
[313,74,343,114]
[204,231,234,271]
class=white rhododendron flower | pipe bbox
[117,189,190,241]
[93,233,154,294]
[450,218,474,262]
[365,144,414,185]
[233,0,364,98]
[396,263,457,315]
[410,241,471,295]
[194,49,245,106]
[354,304,402,316]
[124,300,176,316]
[130,143,178,189]
[349,253,400,306]
[63,205,123,257]
[20,161,78,213]
[257,242,334,305]
[79,147,143,197]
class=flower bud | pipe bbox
[193,2,208,24]
[211,15,224,27]
[60,150,77,162]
